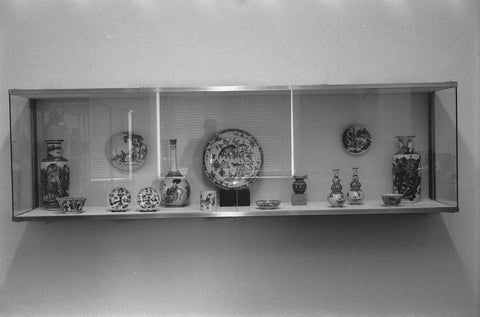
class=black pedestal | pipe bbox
[219,188,250,206]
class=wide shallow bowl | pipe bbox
[56,197,87,213]
[256,199,281,209]
[381,194,403,206]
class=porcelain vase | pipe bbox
[40,139,70,209]
[347,167,365,204]
[160,139,191,207]
[327,169,346,207]
[392,136,421,203]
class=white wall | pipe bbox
[0,1,478,316]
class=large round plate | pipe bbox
[203,129,263,189]
[341,124,372,155]
[107,132,148,171]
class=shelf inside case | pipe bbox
[9,82,458,221]
[13,199,456,222]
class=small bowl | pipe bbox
[256,199,281,209]
[381,194,403,206]
[56,197,87,213]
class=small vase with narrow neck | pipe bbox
[40,139,70,209]
[392,136,421,203]
[159,139,191,207]
[327,169,346,207]
[347,167,365,204]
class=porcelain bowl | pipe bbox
[255,199,281,209]
[57,197,87,213]
[381,194,403,206]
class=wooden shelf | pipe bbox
[13,199,458,222]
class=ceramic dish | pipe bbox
[341,124,372,155]
[136,186,160,211]
[108,187,131,211]
[107,132,148,171]
[203,129,263,189]
[255,199,281,209]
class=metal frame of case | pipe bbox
[9,82,458,222]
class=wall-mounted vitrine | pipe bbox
[9,82,458,221]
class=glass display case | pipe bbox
[9,82,458,221]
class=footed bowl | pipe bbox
[56,197,87,213]
[381,194,403,206]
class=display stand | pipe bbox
[219,188,250,207]
[292,193,307,206]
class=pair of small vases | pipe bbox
[327,168,364,207]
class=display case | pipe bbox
[9,82,458,221]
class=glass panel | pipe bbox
[10,95,34,216]
[8,83,458,220]
[292,89,429,205]
[30,90,292,213]
[161,90,292,209]
[34,94,157,209]
[434,87,457,206]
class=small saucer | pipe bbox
[255,199,281,209]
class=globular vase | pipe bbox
[347,167,365,204]
[160,139,191,207]
[40,139,70,209]
[327,169,346,207]
[292,175,308,194]
[392,136,421,203]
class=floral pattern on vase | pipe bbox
[392,136,421,203]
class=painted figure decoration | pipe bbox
[341,124,372,155]
[41,139,70,209]
[160,139,191,207]
[200,190,217,211]
[203,129,263,190]
[107,132,148,171]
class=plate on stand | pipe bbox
[203,129,263,189]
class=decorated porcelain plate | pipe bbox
[108,187,132,212]
[107,132,148,171]
[203,129,263,190]
[341,124,372,155]
[136,186,160,211]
